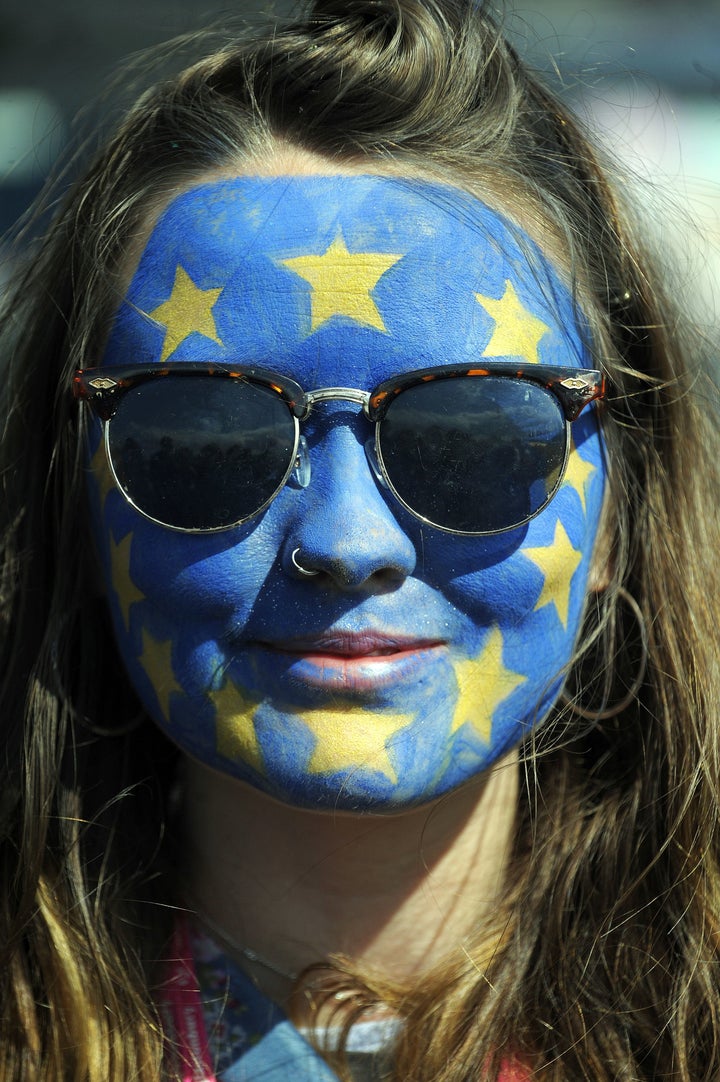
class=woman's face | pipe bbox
[88,175,605,811]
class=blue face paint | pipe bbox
[89,175,606,812]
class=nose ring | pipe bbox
[291,547,319,577]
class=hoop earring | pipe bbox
[562,587,648,721]
[69,705,146,739]
[50,618,146,738]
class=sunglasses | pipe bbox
[73,361,604,536]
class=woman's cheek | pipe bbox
[85,405,605,809]
[87,456,274,713]
[438,416,606,720]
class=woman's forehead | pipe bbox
[103,175,590,385]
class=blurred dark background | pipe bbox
[1,0,718,310]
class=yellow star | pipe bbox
[139,628,185,720]
[210,676,265,775]
[475,280,550,364]
[109,531,145,631]
[561,437,597,513]
[523,520,583,629]
[281,231,402,334]
[149,265,224,363]
[89,438,117,511]
[299,707,412,783]
[449,628,527,743]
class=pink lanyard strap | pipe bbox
[161,916,217,1082]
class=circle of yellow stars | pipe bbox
[95,234,601,771]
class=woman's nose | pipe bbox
[283,421,417,590]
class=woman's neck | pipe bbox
[179,751,518,1007]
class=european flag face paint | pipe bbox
[88,175,606,811]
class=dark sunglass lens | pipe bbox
[378,376,567,533]
[107,375,297,530]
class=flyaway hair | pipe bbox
[0,1,719,1079]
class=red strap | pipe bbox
[160,917,217,1082]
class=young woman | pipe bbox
[1,1,718,1079]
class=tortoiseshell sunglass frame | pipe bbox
[73,360,605,422]
[72,359,605,536]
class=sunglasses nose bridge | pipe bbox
[282,421,417,588]
[302,387,372,418]
[363,436,388,490]
[296,388,389,498]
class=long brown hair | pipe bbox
[1,1,719,1079]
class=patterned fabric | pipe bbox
[191,926,286,1074]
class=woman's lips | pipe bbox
[249,633,448,694]
[259,632,444,659]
